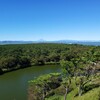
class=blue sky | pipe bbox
[0,0,100,41]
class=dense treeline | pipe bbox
[0,43,100,74]
[27,44,100,100]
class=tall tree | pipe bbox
[60,60,74,100]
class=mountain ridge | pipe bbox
[0,40,100,46]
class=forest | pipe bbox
[26,43,100,100]
[0,43,100,100]
[0,43,100,74]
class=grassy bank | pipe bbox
[28,72,100,100]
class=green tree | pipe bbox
[60,60,74,100]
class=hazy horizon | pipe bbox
[0,0,100,41]
[0,39,100,42]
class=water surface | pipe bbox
[0,65,60,100]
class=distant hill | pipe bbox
[0,40,100,46]
[51,40,100,46]
[0,41,33,45]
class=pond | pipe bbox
[0,65,61,100]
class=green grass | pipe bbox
[45,74,100,100]
[45,87,100,100]
[45,95,62,100]
[28,72,100,100]
[74,87,100,100]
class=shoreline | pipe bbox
[0,62,60,75]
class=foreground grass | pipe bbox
[45,74,100,100]
[74,87,100,100]
[28,73,100,100]
[45,87,100,100]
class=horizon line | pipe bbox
[0,40,100,42]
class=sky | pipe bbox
[0,0,100,41]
